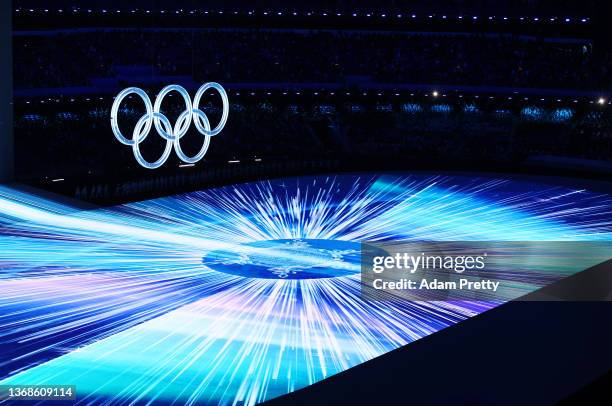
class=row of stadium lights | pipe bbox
[14,9,590,23]
[23,92,608,105]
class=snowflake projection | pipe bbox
[203,239,364,279]
[0,173,611,405]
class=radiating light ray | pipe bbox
[1,173,612,405]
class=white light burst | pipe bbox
[1,173,611,404]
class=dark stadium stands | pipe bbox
[10,0,611,203]
[12,30,611,91]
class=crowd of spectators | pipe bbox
[14,99,612,186]
[13,29,611,91]
[15,98,611,203]
[14,100,330,180]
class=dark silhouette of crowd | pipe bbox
[13,96,611,203]
[13,30,611,91]
[14,98,612,181]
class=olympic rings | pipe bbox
[110,83,229,169]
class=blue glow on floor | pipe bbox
[1,173,611,404]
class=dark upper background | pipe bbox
[10,0,612,204]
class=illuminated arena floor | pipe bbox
[1,173,612,405]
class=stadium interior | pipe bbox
[1,1,612,405]
[8,0,611,204]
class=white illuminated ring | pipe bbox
[110,82,229,169]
